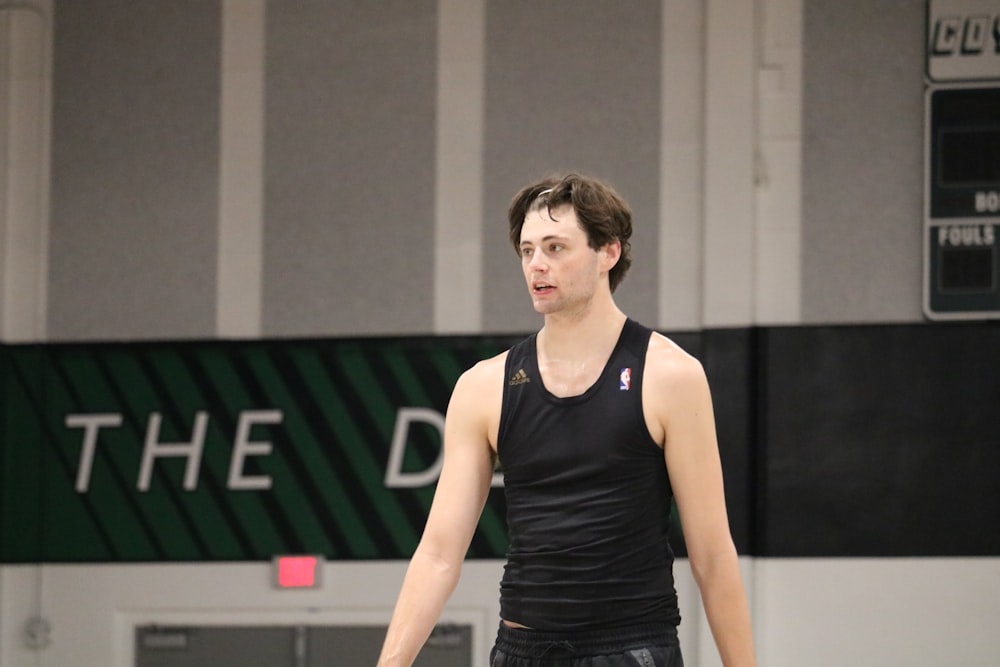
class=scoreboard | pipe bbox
[924,1,1000,320]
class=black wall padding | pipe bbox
[3,322,995,562]
[701,328,757,556]
[759,322,1000,557]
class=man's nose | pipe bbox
[528,251,547,271]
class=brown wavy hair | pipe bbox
[507,173,633,292]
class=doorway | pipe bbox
[135,623,472,666]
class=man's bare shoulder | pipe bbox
[645,332,708,391]
[451,350,509,403]
[463,349,509,383]
[447,351,508,448]
[643,333,715,448]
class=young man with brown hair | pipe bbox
[378,174,755,666]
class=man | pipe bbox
[377,174,755,666]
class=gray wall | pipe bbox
[22,0,939,341]
[262,0,437,337]
[481,0,663,332]
[4,5,999,667]
[49,0,222,339]
[801,0,926,323]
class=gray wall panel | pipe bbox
[37,2,941,340]
[261,1,437,337]
[482,1,662,334]
[48,0,221,340]
[801,0,925,323]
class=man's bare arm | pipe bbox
[647,337,756,667]
[376,358,501,667]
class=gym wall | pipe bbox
[1,1,997,666]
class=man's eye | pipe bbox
[549,244,563,253]
[521,247,533,257]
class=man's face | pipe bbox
[518,205,609,315]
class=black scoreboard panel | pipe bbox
[924,85,1000,319]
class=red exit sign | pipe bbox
[273,555,325,589]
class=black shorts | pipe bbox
[490,622,683,667]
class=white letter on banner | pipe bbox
[384,408,505,488]
[66,413,123,492]
[137,412,208,491]
[228,409,281,490]
[385,407,445,488]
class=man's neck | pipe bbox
[537,298,627,364]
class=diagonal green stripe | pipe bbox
[3,351,74,560]
[378,346,443,480]
[142,348,252,559]
[52,352,164,559]
[338,346,438,488]
[290,347,420,553]
[99,349,210,558]
[244,348,370,556]
[195,349,315,557]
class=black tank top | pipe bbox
[497,318,680,630]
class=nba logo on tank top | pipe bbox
[619,367,631,391]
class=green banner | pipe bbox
[0,336,516,563]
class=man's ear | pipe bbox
[600,240,622,271]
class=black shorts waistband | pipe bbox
[494,621,678,658]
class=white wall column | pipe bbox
[702,0,757,327]
[216,0,265,338]
[754,0,802,324]
[433,0,485,334]
[659,0,706,331]
[0,1,51,342]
